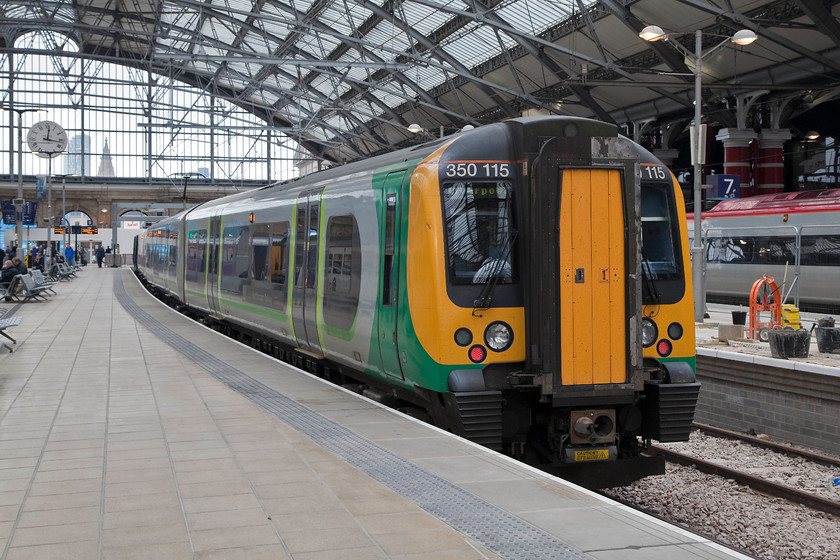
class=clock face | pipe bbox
[27,121,68,158]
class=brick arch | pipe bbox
[67,208,95,226]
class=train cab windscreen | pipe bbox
[641,183,685,303]
[443,181,516,285]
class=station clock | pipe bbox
[27,120,68,158]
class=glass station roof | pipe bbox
[1,0,838,164]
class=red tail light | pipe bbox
[468,345,487,363]
[656,339,673,357]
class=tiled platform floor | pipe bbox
[0,267,751,560]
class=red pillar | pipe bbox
[755,129,791,195]
[715,128,756,197]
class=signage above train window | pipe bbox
[709,175,740,199]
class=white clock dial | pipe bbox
[27,121,68,158]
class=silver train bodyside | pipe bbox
[689,189,840,313]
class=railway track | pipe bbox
[692,422,840,468]
[649,423,840,518]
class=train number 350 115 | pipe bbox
[445,162,511,178]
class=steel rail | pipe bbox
[693,422,840,469]
[649,444,840,518]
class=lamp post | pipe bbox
[639,26,757,323]
[39,154,63,270]
[173,172,207,210]
[53,173,75,255]
[2,107,46,250]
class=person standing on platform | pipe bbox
[96,245,105,268]
[65,244,76,269]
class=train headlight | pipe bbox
[484,321,513,352]
[641,318,657,348]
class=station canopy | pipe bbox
[2,0,839,164]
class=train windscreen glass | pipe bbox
[443,181,516,284]
[641,184,680,279]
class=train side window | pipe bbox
[799,236,816,265]
[168,228,178,270]
[235,226,250,279]
[812,235,840,266]
[221,225,250,293]
[252,224,269,281]
[323,214,361,331]
[757,236,795,265]
[383,194,396,306]
[270,222,289,285]
[706,237,752,263]
[186,228,206,281]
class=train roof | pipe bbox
[701,189,840,218]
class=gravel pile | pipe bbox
[604,431,840,560]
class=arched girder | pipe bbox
[352,0,519,118]
[598,0,690,74]
[169,0,459,144]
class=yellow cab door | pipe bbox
[558,168,626,385]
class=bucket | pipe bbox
[731,311,747,325]
[768,329,810,359]
[818,317,836,328]
[815,327,840,354]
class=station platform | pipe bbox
[0,267,751,560]
[693,303,840,457]
[696,302,840,371]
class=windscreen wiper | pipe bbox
[473,229,518,316]
[641,249,661,304]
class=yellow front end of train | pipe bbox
[397,117,699,487]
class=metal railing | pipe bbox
[700,224,840,309]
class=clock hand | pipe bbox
[43,125,59,143]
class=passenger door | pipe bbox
[377,172,407,380]
[206,214,222,317]
[558,168,626,385]
[291,189,324,356]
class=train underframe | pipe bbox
[420,380,695,489]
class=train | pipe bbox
[689,188,840,313]
[133,116,699,488]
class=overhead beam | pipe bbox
[795,0,840,48]
[677,0,840,73]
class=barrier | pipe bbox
[748,275,781,341]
